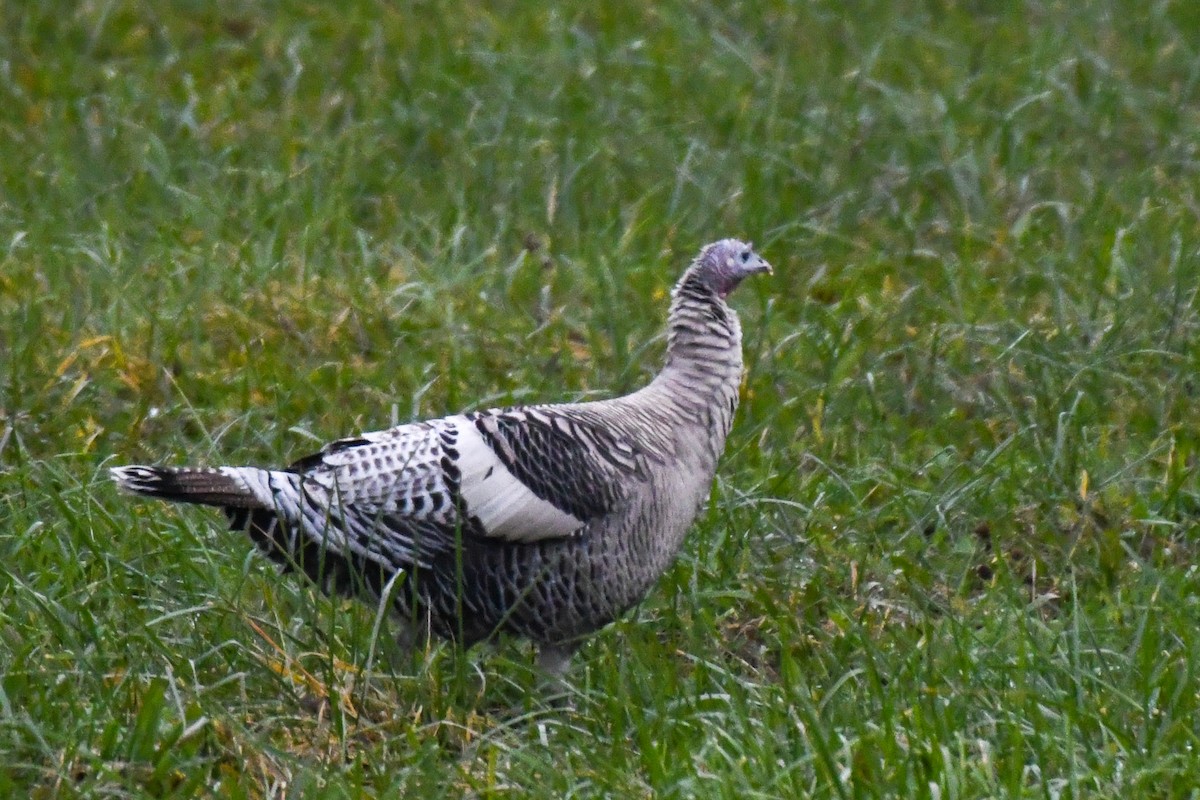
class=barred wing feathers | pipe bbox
[300,413,596,554]
[113,408,649,573]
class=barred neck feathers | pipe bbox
[659,269,745,393]
[644,239,770,437]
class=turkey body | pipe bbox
[424,384,735,650]
[111,239,770,671]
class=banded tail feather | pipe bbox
[110,465,277,509]
[111,463,389,599]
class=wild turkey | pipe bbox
[111,239,771,674]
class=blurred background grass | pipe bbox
[2,1,1200,796]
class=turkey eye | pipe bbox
[740,251,750,262]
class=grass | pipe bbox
[3,0,1200,796]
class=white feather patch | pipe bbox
[450,416,584,542]
[222,466,276,507]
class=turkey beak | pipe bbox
[752,257,772,276]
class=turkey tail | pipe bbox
[110,465,271,509]
[110,464,380,598]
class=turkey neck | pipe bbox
[644,269,745,444]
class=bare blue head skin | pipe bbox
[691,239,772,298]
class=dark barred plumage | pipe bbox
[110,239,771,674]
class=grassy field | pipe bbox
[3,0,1200,796]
